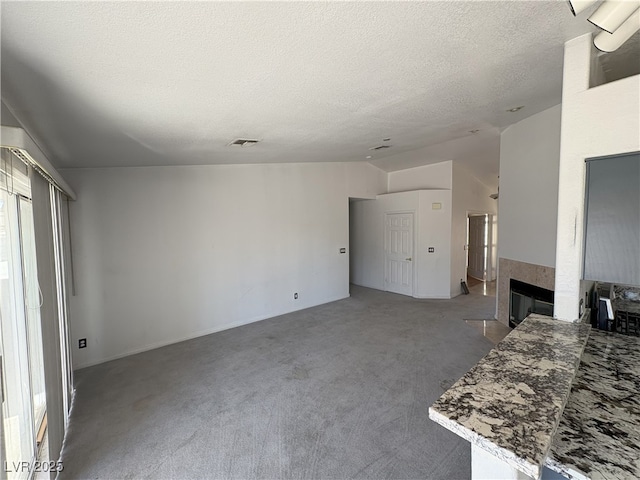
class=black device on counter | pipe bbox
[592,283,615,331]
[597,298,614,331]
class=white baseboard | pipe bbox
[73,293,350,370]
[413,294,452,299]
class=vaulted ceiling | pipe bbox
[1,1,596,190]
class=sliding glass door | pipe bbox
[0,166,47,479]
[19,197,47,434]
[0,138,76,478]
[1,189,36,480]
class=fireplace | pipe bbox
[509,279,554,328]
[497,258,555,325]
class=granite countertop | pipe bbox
[428,314,591,479]
[545,329,640,480]
[613,299,640,315]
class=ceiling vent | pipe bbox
[227,138,261,147]
[369,145,392,151]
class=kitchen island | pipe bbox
[545,329,640,480]
[429,314,590,479]
[430,312,640,480]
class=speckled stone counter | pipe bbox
[545,330,640,480]
[614,298,640,315]
[429,314,591,479]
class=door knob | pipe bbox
[406,257,412,261]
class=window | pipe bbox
[584,153,640,285]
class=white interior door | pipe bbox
[384,213,413,296]
[468,215,486,281]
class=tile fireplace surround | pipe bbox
[497,258,555,325]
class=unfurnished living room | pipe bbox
[1,1,639,480]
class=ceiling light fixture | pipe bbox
[593,8,640,52]
[366,155,372,159]
[588,0,639,33]
[567,0,640,52]
[567,0,600,16]
[507,106,524,112]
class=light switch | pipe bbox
[432,203,442,210]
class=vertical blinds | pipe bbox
[0,143,74,468]
[584,153,640,285]
[0,147,31,197]
[30,171,69,467]
[0,125,76,200]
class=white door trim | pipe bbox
[383,211,416,297]
[466,211,494,282]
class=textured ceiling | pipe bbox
[1,1,596,189]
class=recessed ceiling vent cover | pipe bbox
[369,145,392,151]
[227,138,261,147]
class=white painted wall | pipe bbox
[371,131,501,190]
[64,161,385,368]
[555,34,640,321]
[346,161,387,199]
[350,190,452,298]
[417,190,454,298]
[387,160,453,193]
[451,163,498,295]
[350,192,418,291]
[498,105,561,269]
[350,199,384,290]
[385,160,498,298]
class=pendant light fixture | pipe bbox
[593,7,640,52]
[588,0,640,33]
[567,0,600,16]
[567,0,640,52]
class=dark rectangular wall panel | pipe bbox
[584,153,640,285]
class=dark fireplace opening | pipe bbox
[509,279,555,328]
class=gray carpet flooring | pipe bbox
[59,284,498,480]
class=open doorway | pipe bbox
[467,214,488,281]
[348,198,360,294]
[466,213,495,292]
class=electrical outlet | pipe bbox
[294,293,298,299]
[428,247,435,253]
[79,338,87,349]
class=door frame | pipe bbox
[0,191,47,479]
[383,210,417,297]
[466,211,494,282]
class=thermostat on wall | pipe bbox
[432,203,442,210]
